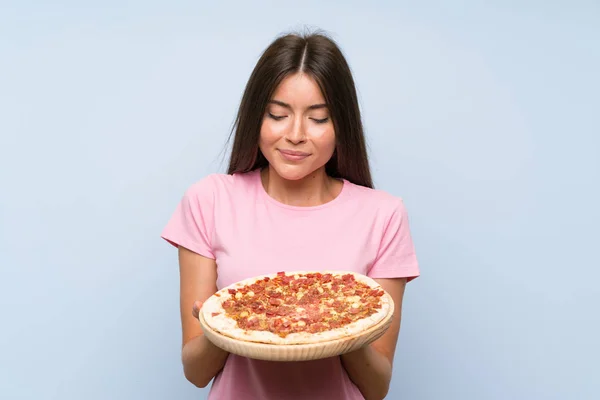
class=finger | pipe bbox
[192,301,202,318]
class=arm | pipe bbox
[340,278,407,400]
[178,246,229,388]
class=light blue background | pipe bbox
[1,1,598,399]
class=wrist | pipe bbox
[199,333,228,355]
[341,344,371,361]
[184,333,227,358]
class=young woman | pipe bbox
[161,31,420,400]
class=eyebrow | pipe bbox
[269,100,329,110]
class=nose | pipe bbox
[285,117,306,145]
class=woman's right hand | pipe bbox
[192,300,203,320]
[178,247,229,387]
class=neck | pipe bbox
[260,166,343,207]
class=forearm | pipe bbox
[340,345,392,400]
[181,334,229,388]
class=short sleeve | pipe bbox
[160,176,216,259]
[367,199,420,281]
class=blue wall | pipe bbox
[1,1,598,399]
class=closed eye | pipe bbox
[268,112,286,121]
[311,117,329,124]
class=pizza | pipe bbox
[200,270,392,345]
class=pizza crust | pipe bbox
[201,271,392,345]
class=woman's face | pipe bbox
[259,72,336,181]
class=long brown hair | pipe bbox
[226,31,373,188]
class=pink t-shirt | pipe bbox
[161,169,420,400]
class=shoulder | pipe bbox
[345,181,408,217]
[184,171,257,202]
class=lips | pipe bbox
[279,149,310,157]
[278,149,311,161]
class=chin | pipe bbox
[271,163,315,181]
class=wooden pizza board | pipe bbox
[198,295,395,362]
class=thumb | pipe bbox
[192,300,203,318]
